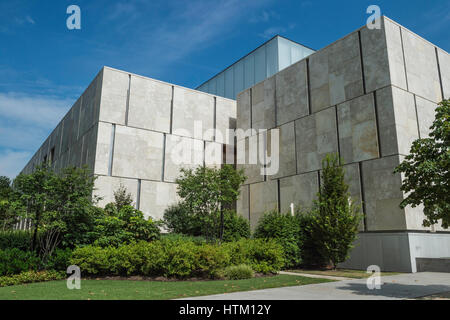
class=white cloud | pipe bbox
[0,149,31,179]
[0,92,72,128]
[0,92,74,178]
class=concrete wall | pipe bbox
[236,16,449,235]
[92,67,236,220]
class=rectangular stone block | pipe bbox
[376,86,418,156]
[94,122,112,175]
[139,180,179,220]
[251,76,276,130]
[236,185,250,220]
[172,87,214,141]
[268,121,296,180]
[337,93,379,163]
[94,175,138,208]
[80,71,102,136]
[309,32,364,113]
[437,48,450,100]
[236,134,265,185]
[295,107,338,173]
[99,68,128,125]
[275,60,308,126]
[80,123,98,173]
[236,89,251,132]
[279,171,318,213]
[215,97,236,144]
[402,27,443,103]
[204,141,222,168]
[415,96,437,138]
[112,125,164,180]
[249,180,278,230]
[360,17,408,93]
[127,75,172,133]
[361,155,407,231]
[164,134,204,182]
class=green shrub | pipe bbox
[223,238,284,274]
[43,248,73,272]
[69,245,111,275]
[163,203,203,236]
[0,230,37,251]
[92,205,160,247]
[254,210,301,268]
[223,264,254,280]
[222,210,251,242]
[71,238,284,278]
[0,248,40,276]
[161,233,206,244]
[295,212,328,267]
[0,270,65,287]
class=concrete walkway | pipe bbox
[182,272,450,300]
[278,271,352,281]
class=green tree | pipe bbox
[309,153,362,269]
[113,184,134,211]
[175,165,246,241]
[0,176,17,230]
[394,99,450,229]
[12,166,101,251]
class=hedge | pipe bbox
[0,270,65,287]
[70,238,285,278]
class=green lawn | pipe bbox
[287,269,399,279]
[0,275,334,300]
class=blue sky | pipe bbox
[0,0,449,178]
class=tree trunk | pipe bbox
[219,208,224,243]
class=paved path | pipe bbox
[182,272,450,300]
[278,271,352,281]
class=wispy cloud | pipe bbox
[259,23,296,39]
[0,150,31,179]
[249,10,279,23]
[0,92,74,178]
[0,92,72,128]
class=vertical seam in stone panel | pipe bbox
[161,133,166,181]
[306,58,312,115]
[274,77,278,126]
[358,30,367,94]
[249,88,253,130]
[399,27,409,92]
[170,86,174,134]
[213,97,217,142]
[247,184,251,221]
[373,91,382,158]
[317,170,321,195]
[263,131,267,182]
[203,140,206,167]
[294,120,298,174]
[108,124,116,176]
[77,96,83,141]
[58,121,64,158]
[125,74,131,126]
[80,135,85,167]
[335,106,341,164]
[277,179,281,213]
[358,162,368,231]
[435,47,445,100]
[136,179,141,210]
[413,95,421,139]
